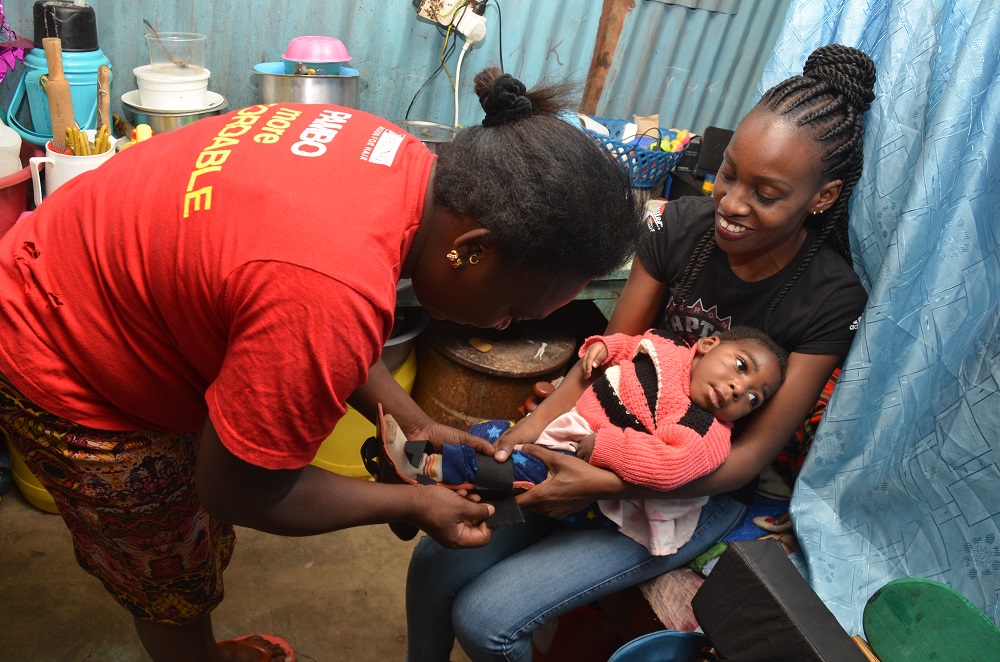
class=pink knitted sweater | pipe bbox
[576,329,732,491]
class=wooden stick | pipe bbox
[97,65,111,135]
[42,37,75,152]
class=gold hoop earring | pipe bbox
[446,249,462,269]
[468,254,480,265]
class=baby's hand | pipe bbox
[581,342,609,379]
[576,433,597,462]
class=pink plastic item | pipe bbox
[282,36,352,63]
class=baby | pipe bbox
[373,327,786,554]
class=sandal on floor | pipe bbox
[217,634,296,662]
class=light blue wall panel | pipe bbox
[0,0,788,135]
[0,0,604,129]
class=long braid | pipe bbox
[668,227,716,316]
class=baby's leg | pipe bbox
[438,444,559,487]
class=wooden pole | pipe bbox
[581,0,635,116]
[42,37,75,151]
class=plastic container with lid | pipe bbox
[134,64,211,111]
[0,118,23,178]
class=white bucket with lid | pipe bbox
[134,65,211,111]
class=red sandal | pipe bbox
[217,634,296,662]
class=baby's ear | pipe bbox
[695,336,721,355]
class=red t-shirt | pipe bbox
[0,103,433,469]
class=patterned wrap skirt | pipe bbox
[0,372,235,625]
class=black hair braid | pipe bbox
[763,222,834,327]
[669,227,716,317]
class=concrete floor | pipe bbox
[0,485,473,662]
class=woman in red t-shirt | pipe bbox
[0,68,641,661]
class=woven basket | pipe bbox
[583,117,687,189]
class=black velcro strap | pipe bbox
[472,453,514,491]
[486,497,524,527]
[403,440,434,467]
[404,440,436,485]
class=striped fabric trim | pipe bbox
[676,401,715,436]
[592,366,646,433]
[632,352,660,428]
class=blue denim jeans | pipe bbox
[405,493,747,662]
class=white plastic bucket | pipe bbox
[134,64,210,111]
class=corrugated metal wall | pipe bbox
[602,0,791,132]
[0,0,788,134]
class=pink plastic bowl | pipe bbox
[282,36,352,63]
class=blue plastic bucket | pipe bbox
[7,46,113,146]
[608,630,709,662]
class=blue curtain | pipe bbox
[759,0,1000,634]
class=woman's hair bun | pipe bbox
[476,69,533,127]
[804,44,877,114]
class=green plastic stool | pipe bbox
[863,578,1000,661]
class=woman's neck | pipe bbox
[401,164,438,280]
[726,226,810,282]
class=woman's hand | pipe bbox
[409,485,495,548]
[512,445,625,519]
[404,419,495,455]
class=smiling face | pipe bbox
[712,108,843,278]
[688,336,783,423]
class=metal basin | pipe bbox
[393,120,456,154]
[122,92,229,134]
[252,62,360,107]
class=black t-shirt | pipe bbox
[639,195,867,356]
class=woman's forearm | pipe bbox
[528,360,590,427]
[348,359,431,431]
[196,416,421,535]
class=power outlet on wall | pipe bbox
[412,0,470,26]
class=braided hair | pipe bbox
[433,68,642,281]
[670,44,876,331]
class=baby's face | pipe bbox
[688,338,782,423]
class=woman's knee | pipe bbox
[452,589,528,662]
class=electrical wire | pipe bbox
[454,40,472,127]
[441,24,457,91]
[405,20,458,120]
[407,1,473,121]
[441,2,471,91]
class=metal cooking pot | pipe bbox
[123,96,229,134]
[253,64,360,107]
[393,120,456,154]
